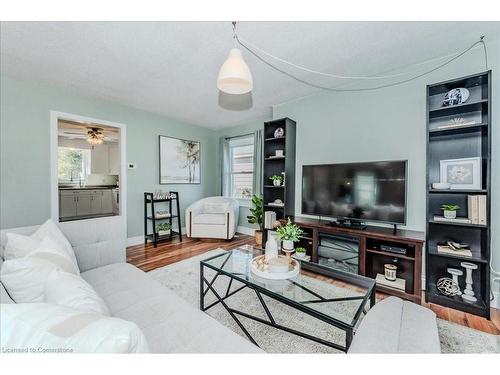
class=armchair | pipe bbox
[185,197,239,240]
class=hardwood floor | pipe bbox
[127,234,500,335]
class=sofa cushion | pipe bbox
[81,262,262,353]
[193,213,226,225]
[348,296,440,353]
[203,202,228,214]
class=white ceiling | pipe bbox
[1,22,499,129]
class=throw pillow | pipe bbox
[1,303,149,353]
[1,236,79,303]
[44,269,110,316]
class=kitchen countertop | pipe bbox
[59,185,118,190]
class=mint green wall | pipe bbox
[0,75,218,237]
[273,39,500,271]
[215,118,269,230]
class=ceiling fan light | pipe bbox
[217,48,253,95]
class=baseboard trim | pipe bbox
[236,226,255,236]
[127,227,186,246]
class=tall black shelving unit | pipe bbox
[144,192,182,248]
[425,71,491,318]
[262,118,296,225]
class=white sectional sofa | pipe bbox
[0,217,261,353]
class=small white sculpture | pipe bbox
[265,237,279,261]
[447,268,463,295]
[460,262,478,303]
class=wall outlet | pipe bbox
[128,163,136,169]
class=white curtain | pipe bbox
[220,136,231,196]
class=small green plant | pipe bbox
[269,175,283,183]
[156,222,171,232]
[441,204,459,211]
[247,194,264,232]
[276,218,304,242]
[295,247,306,254]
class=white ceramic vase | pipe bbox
[265,237,279,261]
[443,210,457,219]
[273,179,281,186]
[282,239,294,251]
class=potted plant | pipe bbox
[441,204,459,219]
[295,247,306,258]
[156,222,171,236]
[276,218,303,252]
[269,175,283,186]
[247,194,264,246]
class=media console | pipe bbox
[278,216,425,303]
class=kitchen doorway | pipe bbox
[50,112,126,224]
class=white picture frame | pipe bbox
[439,157,481,190]
[159,135,201,184]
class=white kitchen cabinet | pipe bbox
[76,192,92,216]
[101,190,113,214]
[90,191,103,215]
[59,193,77,219]
[108,143,120,174]
[90,143,109,174]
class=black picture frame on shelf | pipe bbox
[425,71,492,319]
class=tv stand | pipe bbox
[279,216,425,304]
[328,218,367,230]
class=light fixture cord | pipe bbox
[235,34,488,92]
[232,21,237,48]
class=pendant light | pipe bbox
[217,22,253,95]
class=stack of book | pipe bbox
[375,274,406,292]
[433,216,471,224]
[468,195,487,225]
[437,244,472,258]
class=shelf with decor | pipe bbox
[144,192,182,248]
[262,118,296,245]
[425,71,491,319]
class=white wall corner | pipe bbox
[492,291,500,309]
[237,226,255,236]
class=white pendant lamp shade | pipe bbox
[217,48,253,95]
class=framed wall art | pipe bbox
[159,135,201,184]
[439,157,481,190]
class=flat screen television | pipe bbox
[302,160,407,225]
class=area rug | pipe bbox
[148,249,499,354]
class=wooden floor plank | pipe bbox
[126,234,500,335]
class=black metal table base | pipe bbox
[200,262,375,352]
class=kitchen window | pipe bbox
[58,147,91,183]
[226,135,254,204]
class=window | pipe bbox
[227,136,254,201]
[58,147,91,182]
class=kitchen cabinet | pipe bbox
[59,189,115,220]
[90,144,109,174]
[90,142,119,175]
[108,143,120,174]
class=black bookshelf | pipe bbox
[262,118,296,231]
[425,71,491,319]
[144,192,182,248]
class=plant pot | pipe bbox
[157,230,170,236]
[282,239,294,251]
[273,179,282,186]
[254,230,263,247]
[443,210,457,219]
[295,251,306,258]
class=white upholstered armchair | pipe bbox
[185,197,239,240]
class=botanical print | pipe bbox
[159,136,200,184]
[440,157,481,190]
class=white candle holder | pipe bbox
[460,262,478,303]
[447,268,463,295]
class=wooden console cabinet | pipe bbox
[281,217,425,303]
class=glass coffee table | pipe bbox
[200,246,376,352]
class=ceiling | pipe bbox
[1,22,499,129]
[58,120,119,142]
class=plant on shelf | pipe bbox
[269,175,284,186]
[247,194,264,247]
[294,246,306,258]
[441,204,459,219]
[156,222,171,236]
[276,218,303,252]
